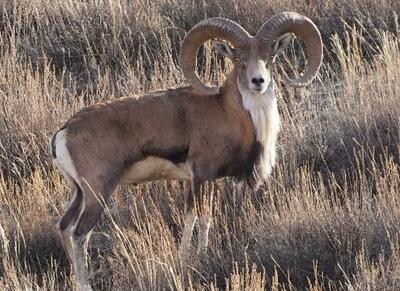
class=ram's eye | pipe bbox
[233,57,242,64]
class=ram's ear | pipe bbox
[212,40,235,60]
[272,33,295,56]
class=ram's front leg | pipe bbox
[180,181,197,255]
[196,181,214,255]
[182,160,216,254]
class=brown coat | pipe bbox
[56,69,260,187]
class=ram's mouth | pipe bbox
[250,86,264,94]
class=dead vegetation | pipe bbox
[0,0,399,290]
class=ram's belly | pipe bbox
[119,156,190,184]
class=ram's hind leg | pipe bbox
[53,129,120,290]
[54,157,83,267]
[57,181,83,265]
[67,179,116,290]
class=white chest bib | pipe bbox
[238,82,280,179]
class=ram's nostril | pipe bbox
[251,77,264,85]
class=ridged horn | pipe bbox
[256,12,323,87]
[180,17,251,95]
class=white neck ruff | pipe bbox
[238,81,280,179]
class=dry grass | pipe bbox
[0,0,399,290]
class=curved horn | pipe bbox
[256,12,323,87]
[180,18,251,95]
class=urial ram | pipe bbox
[51,12,322,290]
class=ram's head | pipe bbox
[180,12,323,95]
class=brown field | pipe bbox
[0,0,399,290]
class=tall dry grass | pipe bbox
[0,0,399,290]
